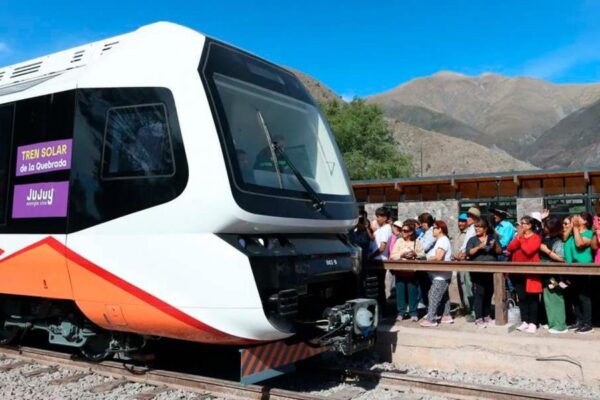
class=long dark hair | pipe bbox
[402,222,417,241]
[543,215,562,238]
[477,218,493,235]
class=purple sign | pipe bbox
[12,181,69,219]
[16,139,72,177]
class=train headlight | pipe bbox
[355,307,373,329]
[349,298,378,337]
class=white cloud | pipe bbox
[521,31,600,80]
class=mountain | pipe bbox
[526,98,600,168]
[380,104,491,145]
[291,69,539,176]
[387,119,537,176]
[368,72,600,156]
[288,68,341,103]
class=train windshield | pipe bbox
[201,42,352,199]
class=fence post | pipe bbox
[493,272,507,325]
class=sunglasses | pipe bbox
[474,224,484,228]
[563,222,570,225]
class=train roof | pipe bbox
[0,22,206,104]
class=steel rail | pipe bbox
[335,367,583,400]
[0,346,325,400]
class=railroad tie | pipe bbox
[128,385,170,400]
[50,372,92,385]
[21,365,59,378]
[88,377,129,394]
[329,387,365,400]
[0,360,30,372]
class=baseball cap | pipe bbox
[458,213,468,221]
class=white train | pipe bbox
[0,22,377,382]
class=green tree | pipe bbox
[320,98,412,180]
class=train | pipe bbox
[0,22,377,382]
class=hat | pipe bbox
[491,208,511,218]
[392,220,403,228]
[467,207,481,218]
[458,213,468,221]
[531,211,542,223]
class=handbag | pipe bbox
[507,298,521,326]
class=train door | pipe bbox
[0,92,75,301]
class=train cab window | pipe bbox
[102,104,175,179]
[0,105,13,225]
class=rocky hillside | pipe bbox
[368,72,600,157]
[525,98,600,169]
[387,119,537,176]
[289,68,341,103]
[292,69,541,176]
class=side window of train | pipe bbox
[0,105,14,225]
[102,103,175,179]
[69,88,188,233]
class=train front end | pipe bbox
[199,39,378,382]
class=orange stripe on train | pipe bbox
[0,237,253,344]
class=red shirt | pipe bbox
[507,233,542,293]
[507,234,542,262]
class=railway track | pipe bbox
[0,345,590,400]
[0,345,324,400]
[332,367,585,400]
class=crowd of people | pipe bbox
[349,206,600,335]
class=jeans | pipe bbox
[395,275,419,317]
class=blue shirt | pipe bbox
[495,220,515,250]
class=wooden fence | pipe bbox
[370,261,600,325]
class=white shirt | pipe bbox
[373,224,392,260]
[427,235,453,280]
[460,224,476,253]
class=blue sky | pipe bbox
[1,1,600,98]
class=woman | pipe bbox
[389,220,402,256]
[564,212,594,334]
[539,215,567,334]
[390,222,424,322]
[420,221,453,327]
[591,215,600,263]
[507,216,542,333]
[465,218,501,327]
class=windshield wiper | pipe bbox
[256,110,327,214]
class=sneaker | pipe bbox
[475,319,487,328]
[575,325,594,335]
[525,323,537,333]
[441,316,454,324]
[541,324,549,330]
[568,323,581,331]
[548,328,568,334]
[516,322,529,331]
[419,319,438,327]
[396,315,404,322]
[484,316,495,325]
[410,316,419,322]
